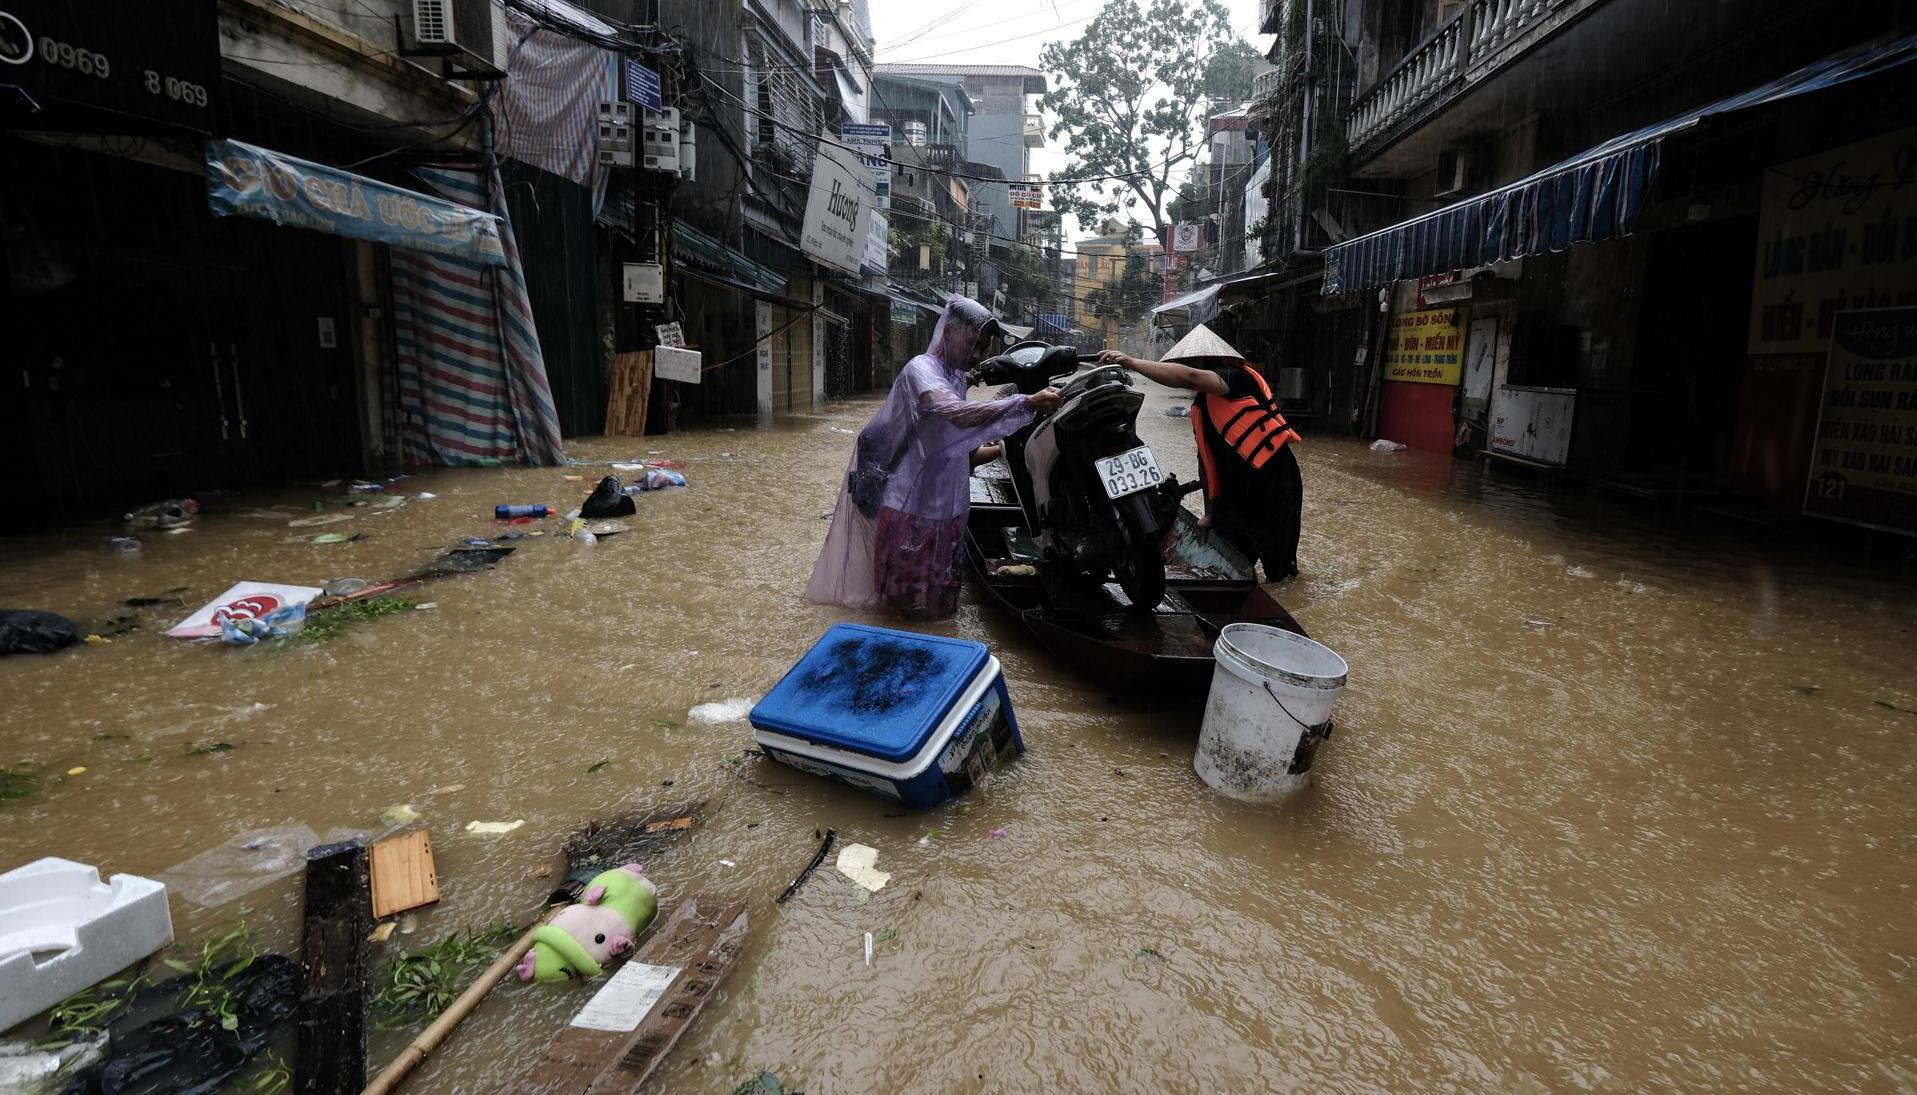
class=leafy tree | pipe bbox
[995,245,1057,322]
[1041,0,1262,243]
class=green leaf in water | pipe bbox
[188,742,234,756]
[653,719,679,729]
[874,929,898,944]
[1135,947,1165,962]
[587,760,611,774]
[0,768,35,804]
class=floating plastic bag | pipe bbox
[688,697,755,724]
[218,603,306,645]
[1369,439,1408,452]
[156,825,363,908]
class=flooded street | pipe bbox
[4,378,1916,1094]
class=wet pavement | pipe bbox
[3,377,1915,1093]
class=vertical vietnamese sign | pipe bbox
[1805,307,1917,534]
[839,123,891,206]
[1383,306,1468,384]
[801,142,874,276]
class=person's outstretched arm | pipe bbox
[1098,351,1230,395]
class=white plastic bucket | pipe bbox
[1194,623,1348,801]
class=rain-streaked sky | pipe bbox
[867,0,1275,241]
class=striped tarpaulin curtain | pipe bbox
[494,7,617,217]
[392,166,566,466]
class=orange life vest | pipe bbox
[1189,366,1300,499]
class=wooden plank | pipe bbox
[493,897,748,1095]
[369,829,439,920]
[298,840,371,1095]
[604,351,653,437]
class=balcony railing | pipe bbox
[1345,0,1590,150]
[1251,68,1283,102]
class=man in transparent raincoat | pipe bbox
[808,297,1063,619]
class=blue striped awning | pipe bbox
[671,220,787,294]
[1322,31,1917,295]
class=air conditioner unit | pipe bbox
[1435,146,1470,197]
[411,0,495,70]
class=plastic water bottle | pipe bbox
[494,504,554,519]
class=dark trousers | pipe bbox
[1212,445,1302,582]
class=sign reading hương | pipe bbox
[801,142,874,276]
[205,139,507,266]
[1805,307,1917,535]
[1383,305,1468,384]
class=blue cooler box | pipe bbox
[750,623,1024,809]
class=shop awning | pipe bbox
[671,220,788,294]
[204,139,507,265]
[1321,31,1917,295]
[1150,284,1220,325]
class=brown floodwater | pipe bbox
[3,378,1915,1094]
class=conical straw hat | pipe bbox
[1162,324,1246,365]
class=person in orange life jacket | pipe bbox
[1099,323,1303,581]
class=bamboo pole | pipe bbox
[358,908,559,1095]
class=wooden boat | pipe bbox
[965,463,1307,698]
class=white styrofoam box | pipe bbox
[0,858,174,1034]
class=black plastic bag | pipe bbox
[0,609,81,656]
[580,476,636,518]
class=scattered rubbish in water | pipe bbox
[587,760,611,774]
[123,498,198,529]
[0,769,34,804]
[581,476,637,518]
[1524,618,1558,629]
[311,532,352,544]
[323,577,373,597]
[187,741,234,755]
[0,858,175,1033]
[832,426,857,434]
[219,602,306,645]
[689,697,755,724]
[989,827,1008,840]
[417,492,437,500]
[288,513,353,528]
[991,563,1037,577]
[465,820,524,835]
[835,844,891,892]
[157,824,362,908]
[369,922,396,943]
[380,804,422,826]
[36,932,297,1095]
[295,596,417,644]
[730,1071,792,1095]
[65,766,86,776]
[564,474,585,481]
[1135,946,1165,962]
[0,610,81,656]
[349,481,385,494]
[105,536,143,553]
[416,602,437,610]
[777,829,835,904]
[719,858,736,868]
[1369,440,1407,452]
[518,864,657,983]
[494,504,555,520]
[0,1031,108,1095]
[624,468,688,493]
[372,924,520,1023]
[370,829,440,919]
[168,582,324,639]
[863,931,873,966]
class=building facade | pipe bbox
[1240,0,1917,533]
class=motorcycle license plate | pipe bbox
[1098,446,1163,499]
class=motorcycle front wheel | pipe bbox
[1112,517,1166,613]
